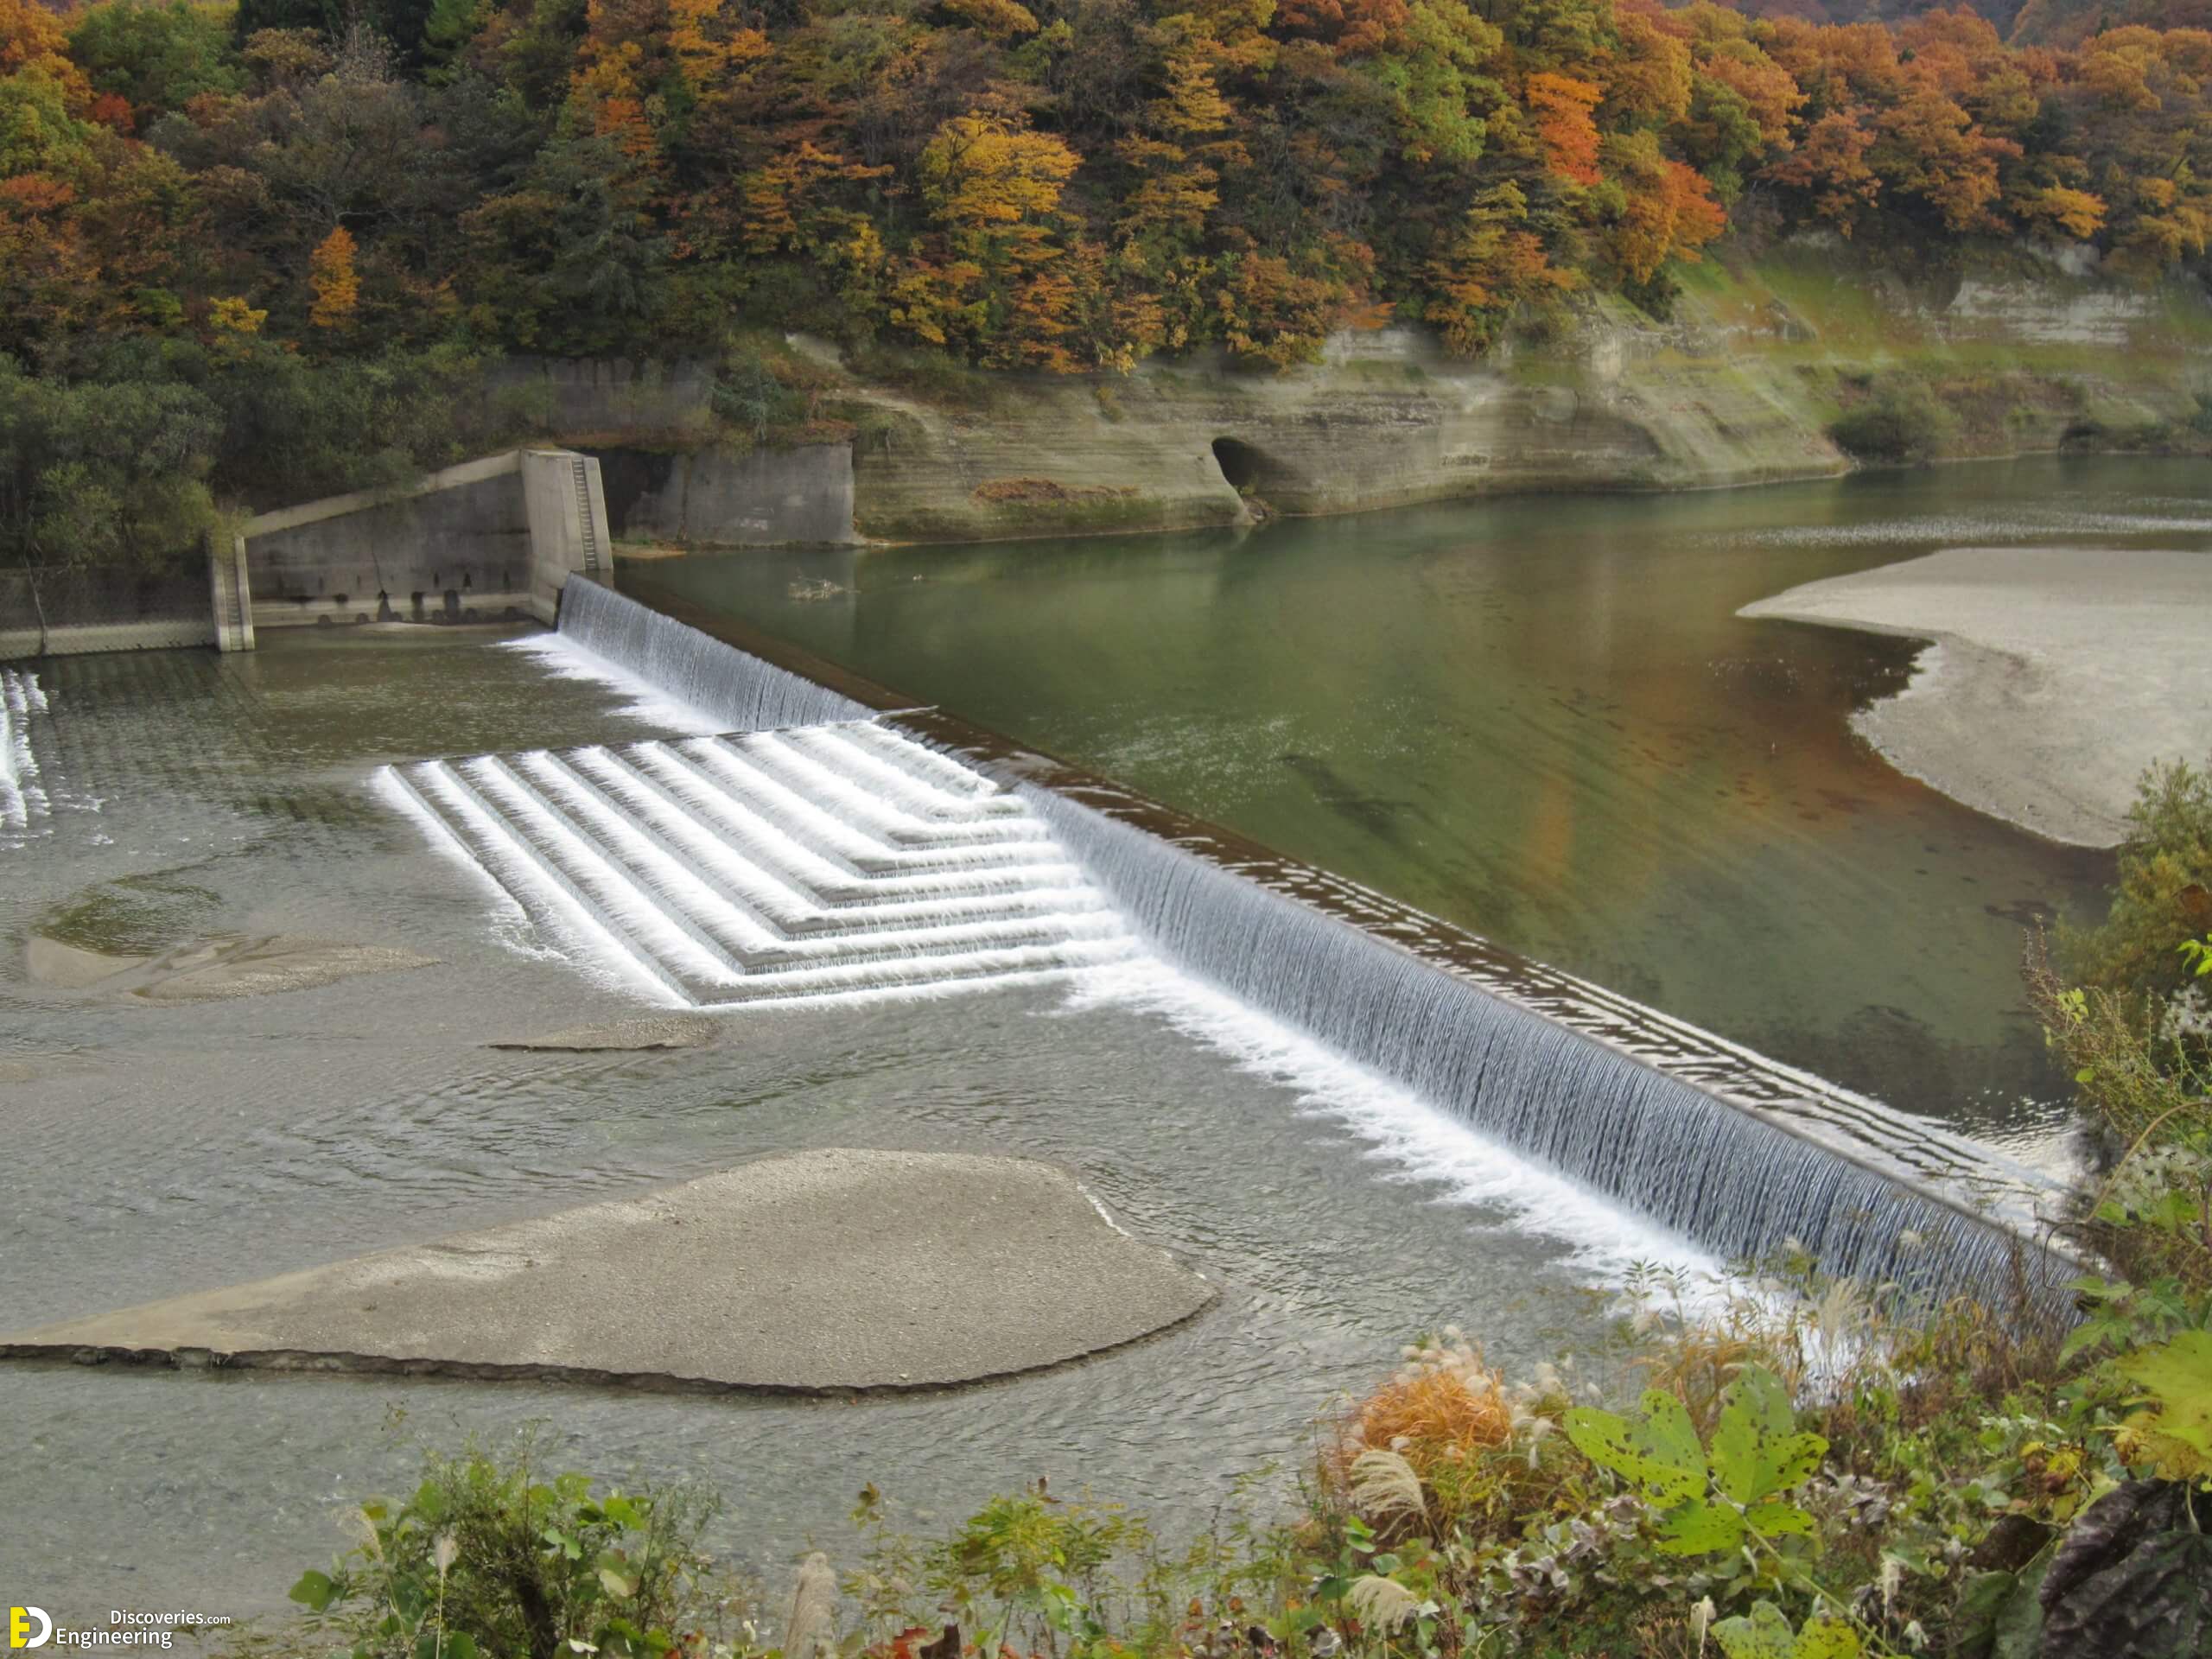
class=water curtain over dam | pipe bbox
[556,577,871,732]
[1,666,53,838]
[391,582,2069,1306]
[1012,783,2068,1306]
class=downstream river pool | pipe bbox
[632,455,2212,1162]
[2,630,1681,1624]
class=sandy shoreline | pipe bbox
[1739,547,2212,848]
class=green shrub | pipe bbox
[712,352,808,444]
[2061,757,2212,1006]
[289,1434,719,1659]
[1827,377,1955,464]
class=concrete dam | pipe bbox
[389,578,2070,1312]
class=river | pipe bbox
[5,456,2202,1623]
[629,455,2212,1166]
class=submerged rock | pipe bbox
[487,1014,724,1052]
[23,934,149,988]
[27,933,436,1001]
[131,937,437,1001]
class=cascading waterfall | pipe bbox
[391,581,2073,1311]
[556,579,871,732]
[1,666,52,836]
[379,720,1139,1009]
[1020,784,2072,1312]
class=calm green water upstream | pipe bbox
[629,456,2212,1160]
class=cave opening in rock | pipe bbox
[1211,437,1267,493]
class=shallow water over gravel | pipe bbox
[2,629,1665,1625]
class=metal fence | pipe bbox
[0,563,217,661]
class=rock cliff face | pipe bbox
[842,322,1840,542]
[517,243,2212,546]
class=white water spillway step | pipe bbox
[381,720,1141,1008]
[0,666,55,840]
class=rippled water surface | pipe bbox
[630,458,2212,1158]
[3,628,1668,1624]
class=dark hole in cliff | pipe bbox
[1211,437,1267,492]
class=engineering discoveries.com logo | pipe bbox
[9,1610,51,1649]
[11,1607,232,1650]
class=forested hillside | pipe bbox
[4,0,2212,562]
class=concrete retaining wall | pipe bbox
[599,445,855,547]
[0,567,216,661]
[240,448,609,634]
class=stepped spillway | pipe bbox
[379,721,1141,1008]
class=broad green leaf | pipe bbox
[1748,1502,1817,1541]
[447,1635,480,1659]
[1654,1497,1746,1555]
[1564,1389,1705,1506]
[289,1569,339,1613]
[2117,1328,2212,1464]
[1793,1611,1865,1659]
[1713,1600,1796,1659]
[599,1565,636,1599]
[1712,1366,1825,1506]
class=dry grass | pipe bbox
[1342,1333,1515,1479]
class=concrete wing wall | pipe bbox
[239,448,613,636]
[244,454,537,628]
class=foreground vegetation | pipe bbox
[276,763,2212,1657]
[9,0,2212,565]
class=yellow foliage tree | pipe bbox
[308,226,359,329]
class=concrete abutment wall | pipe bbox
[3,448,614,663]
[233,448,611,644]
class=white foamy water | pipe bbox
[1064,955,1719,1285]
[2,666,54,839]
[379,717,1142,1010]
[499,631,728,738]
[432,590,2051,1309]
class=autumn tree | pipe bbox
[308,224,359,326]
